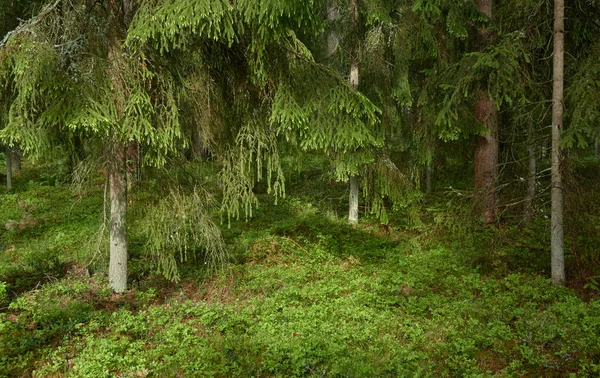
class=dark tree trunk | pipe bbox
[473,0,498,224]
[9,147,20,172]
[551,0,565,286]
[425,162,432,194]
[473,94,498,224]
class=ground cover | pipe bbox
[1,164,600,377]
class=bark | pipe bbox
[473,93,498,224]
[425,163,432,194]
[347,0,360,224]
[191,124,205,160]
[348,175,359,224]
[473,0,498,224]
[551,0,565,286]
[523,122,536,226]
[106,0,134,293]
[9,147,20,172]
[109,141,128,293]
[6,146,12,191]
[326,1,339,58]
[595,137,599,162]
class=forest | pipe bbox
[1,0,600,376]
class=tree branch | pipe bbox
[0,0,61,48]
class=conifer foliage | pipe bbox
[1,0,599,291]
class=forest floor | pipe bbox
[1,161,600,377]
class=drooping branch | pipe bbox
[0,0,61,48]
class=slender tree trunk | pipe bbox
[107,0,134,293]
[9,148,20,172]
[349,175,359,223]
[6,146,12,191]
[524,122,536,226]
[348,0,359,224]
[327,1,339,58]
[473,0,498,225]
[425,162,432,194]
[109,141,128,293]
[551,0,565,286]
[595,137,599,162]
[191,124,206,161]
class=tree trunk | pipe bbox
[473,94,498,224]
[109,141,128,293]
[191,124,206,161]
[349,175,359,224]
[6,146,12,191]
[347,0,359,224]
[425,162,432,194]
[473,0,498,224]
[523,122,536,226]
[106,0,134,293]
[595,137,599,162]
[9,147,20,172]
[327,1,339,58]
[551,0,565,286]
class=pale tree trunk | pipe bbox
[348,0,359,224]
[109,142,128,293]
[473,0,498,225]
[107,0,134,293]
[551,0,565,286]
[349,175,359,223]
[523,122,536,226]
[327,1,339,58]
[5,146,12,191]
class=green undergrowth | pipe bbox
[1,162,600,376]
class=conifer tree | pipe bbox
[128,0,382,225]
[551,0,565,286]
[473,0,498,224]
[0,0,190,292]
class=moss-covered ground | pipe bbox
[1,162,600,377]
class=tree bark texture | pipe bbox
[473,93,498,224]
[347,0,359,224]
[523,122,536,226]
[109,141,128,293]
[426,163,432,194]
[551,0,565,286]
[349,175,359,224]
[9,147,20,172]
[473,0,499,225]
[326,1,339,58]
[107,0,134,293]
